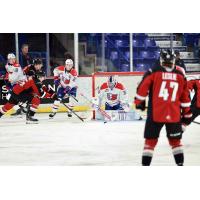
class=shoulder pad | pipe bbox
[100,82,108,90]
[175,65,186,76]
[115,83,125,90]
[70,69,78,76]
[56,65,65,71]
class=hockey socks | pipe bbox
[52,100,61,113]
[168,138,184,166]
[142,139,158,166]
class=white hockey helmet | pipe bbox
[7,53,16,60]
[65,59,74,69]
[108,75,118,89]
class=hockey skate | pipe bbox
[26,108,38,124]
[10,108,23,118]
[49,112,56,119]
[67,111,72,117]
[26,115,39,124]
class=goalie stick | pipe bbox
[80,93,112,121]
[61,102,84,122]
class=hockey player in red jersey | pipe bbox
[97,75,129,111]
[181,78,200,127]
[0,71,54,123]
[134,49,192,166]
[49,59,78,119]
[23,58,43,78]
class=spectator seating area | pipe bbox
[1,33,200,73]
[19,51,48,70]
[79,33,200,72]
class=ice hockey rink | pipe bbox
[0,112,199,166]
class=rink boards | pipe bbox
[0,74,144,113]
[0,72,200,114]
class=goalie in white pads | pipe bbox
[94,75,141,121]
[98,75,129,110]
[49,59,78,118]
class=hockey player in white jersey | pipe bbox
[5,53,27,87]
[5,53,27,116]
[49,59,78,118]
[97,75,129,111]
[94,75,141,121]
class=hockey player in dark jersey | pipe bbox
[0,70,54,123]
[23,58,43,78]
[134,49,192,166]
[11,58,44,116]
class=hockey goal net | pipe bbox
[91,72,144,119]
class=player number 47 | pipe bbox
[158,81,178,102]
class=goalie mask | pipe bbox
[160,49,176,71]
[108,75,118,89]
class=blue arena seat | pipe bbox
[0,54,5,62]
[115,40,129,47]
[120,63,130,72]
[144,39,156,47]
[133,39,144,47]
[125,51,130,60]
[139,51,152,59]
[135,63,150,71]
[110,51,118,60]
[153,50,160,59]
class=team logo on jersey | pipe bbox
[107,93,117,100]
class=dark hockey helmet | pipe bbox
[33,58,43,66]
[160,49,176,68]
[35,70,46,79]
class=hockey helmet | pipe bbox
[160,49,176,68]
[108,75,118,89]
[33,58,43,66]
[65,59,74,70]
[7,53,16,60]
[35,70,46,79]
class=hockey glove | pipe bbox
[54,79,60,86]
[134,98,146,111]
[181,107,193,125]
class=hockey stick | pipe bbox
[193,120,200,125]
[69,94,79,102]
[62,102,84,122]
[80,93,112,121]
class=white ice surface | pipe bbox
[0,113,199,166]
